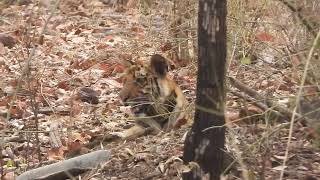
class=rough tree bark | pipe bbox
[183,0,227,179]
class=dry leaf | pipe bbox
[255,32,274,42]
[272,165,287,171]
[48,146,66,161]
[2,171,15,180]
[104,79,123,89]
[70,36,86,44]
[0,116,6,130]
[57,81,70,91]
[0,33,16,48]
[0,43,5,55]
[70,100,83,117]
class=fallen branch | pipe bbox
[4,136,25,143]
[230,90,269,111]
[230,90,283,118]
[85,127,154,149]
[38,107,70,115]
[228,76,306,121]
[85,134,120,149]
[16,150,110,180]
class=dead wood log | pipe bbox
[230,90,283,118]
[16,150,110,180]
[230,90,269,111]
[228,76,307,122]
[4,135,25,143]
[85,127,154,149]
[38,107,70,115]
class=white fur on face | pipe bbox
[137,113,146,117]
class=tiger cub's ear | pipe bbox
[150,54,168,78]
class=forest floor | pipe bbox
[0,0,320,180]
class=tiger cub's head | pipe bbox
[119,54,186,125]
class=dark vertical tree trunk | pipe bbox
[183,0,227,179]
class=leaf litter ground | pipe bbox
[0,1,319,179]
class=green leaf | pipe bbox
[6,160,15,167]
[240,57,251,65]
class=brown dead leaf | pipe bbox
[131,26,143,33]
[104,35,114,41]
[126,0,137,8]
[70,36,86,44]
[255,32,275,42]
[8,79,18,87]
[0,116,6,130]
[290,56,301,82]
[278,76,295,91]
[0,33,16,48]
[101,63,125,77]
[70,11,90,17]
[278,83,291,91]
[66,140,89,158]
[71,59,97,70]
[174,59,190,67]
[0,43,5,55]
[225,111,240,124]
[57,81,70,91]
[99,63,111,72]
[238,105,264,124]
[0,98,9,106]
[38,35,44,45]
[291,55,301,67]
[96,43,109,50]
[70,100,83,117]
[77,87,99,104]
[160,42,172,52]
[119,53,133,61]
[65,133,90,157]
[259,80,269,88]
[42,87,56,95]
[247,105,264,114]
[67,140,82,154]
[304,86,318,97]
[64,68,74,75]
[1,171,15,180]
[114,76,123,83]
[111,63,125,74]
[48,146,67,161]
[174,118,187,129]
[104,79,122,89]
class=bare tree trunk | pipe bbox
[183,0,227,179]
